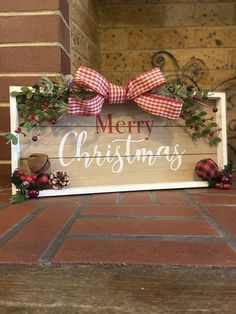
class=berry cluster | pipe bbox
[195,158,234,190]
[11,169,49,203]
[209,171,233,190]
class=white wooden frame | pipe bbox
[10,87,227,197]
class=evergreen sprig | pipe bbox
[151,84,221,145]
[6,76,221,145]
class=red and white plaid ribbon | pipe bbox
[68,67,183,119]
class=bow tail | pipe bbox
[134,94,183,119]
[68,95,105,116]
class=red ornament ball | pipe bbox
[36,173,49,186]
[27,189,39,198]
[195,158,218,181]
[13,168,25,177]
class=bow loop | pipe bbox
[126,68,166,99]
[74,66,108,97]
[68,66,183,119]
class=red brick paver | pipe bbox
[156,190,190,205]
[1,188,236,266]
[123,191,152,204]
[0,204,37,236]
[205,206,236,237]
[70,218,219,236]
[192,194,236,205]
[82,204,202,217]
[52,239,236,267]
[0,205,77,264]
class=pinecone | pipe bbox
[49,171,70,190]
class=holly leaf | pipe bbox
[10,191,26,204]
[4,133,18,145]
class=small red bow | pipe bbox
[68,67,183,119]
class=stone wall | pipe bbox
[0,0,70,188]
[97,0,236,164]
[69,0,100,73]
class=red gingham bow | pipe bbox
[68,67,183,119]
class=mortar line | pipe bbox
[0,205,9,211]
[38,195,92,265]
[78,215,204,221]
[117,192,125,204]
[150,190,160,204]
[182,189,236,252]
[66,234,224,242]
[0,205,48,246]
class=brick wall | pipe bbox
[69,0,100,73]
[97,0,236,164]
[0,0,70,188]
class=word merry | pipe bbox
[58,131,186,174]
[96,114,154,139]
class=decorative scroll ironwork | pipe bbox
[152,50,236,161]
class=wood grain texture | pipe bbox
[0,265,236,313]
[19,102,219,188]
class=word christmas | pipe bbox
[58,130,186,174]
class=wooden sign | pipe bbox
[10,88,227,197]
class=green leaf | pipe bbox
[21,86,31,93]
[209,137,222,146]
[23,121,33,132]
[33,95,43,101]
[223,162,233,174]
[4,133,18,145]
[26,92,33,99]
[10,191,26,204]
[10,91,19,97]
[17,103,26,110]
[206,122,218,128]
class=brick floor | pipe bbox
[0,188,236,267]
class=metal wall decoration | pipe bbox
[152,51,236,161]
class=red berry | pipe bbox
[25,176,33,183]
[27,189,39,199]
[32,135,38,142]
[41,103,49,110]
[216,182,224,189]
[223,183,231,190]
[28,114,35,121]
[192,95,199,100]
[19,175,26,182]
[15,127,22,134]
[189,125,194,129]
[213,107,218,113]
[31,174,37,181]
[220,175,230,184]
[50,119,57,125]
[13,169,24,177]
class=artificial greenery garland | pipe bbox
[5,74,221,145]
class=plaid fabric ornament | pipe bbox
[195,158,219,181]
